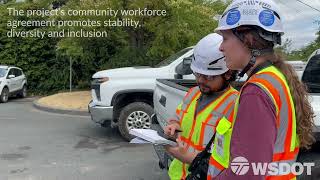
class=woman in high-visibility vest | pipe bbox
[164,33,239,180]
[207,0,315,179]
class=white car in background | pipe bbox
[0,65,27,103]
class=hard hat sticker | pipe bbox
[226,9,241,25]
[259,10,275,26]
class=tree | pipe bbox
[0,0,228,94]
[0,2,61,94]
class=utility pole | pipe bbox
[69,56,72,92]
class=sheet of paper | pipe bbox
[129,129,177,146]
[130,137,150,144]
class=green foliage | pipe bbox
[146,0,225,61]
[0,2,62,94]
[1,0,318,95]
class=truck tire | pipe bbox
[17,85,27,98]
[118,102,153,141]
[0,87,9,103]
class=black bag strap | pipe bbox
[204,132,216,152]
[186,132,216,180]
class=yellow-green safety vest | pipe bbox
[169,86,239,180]
[208,66,299,180]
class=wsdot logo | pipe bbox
[230,156,315,176]
[231,156,250,175]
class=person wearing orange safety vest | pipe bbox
[164,33,239,180]
[207,0,315,180]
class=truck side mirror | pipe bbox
[182,57,192,67]
[175,57,193,76]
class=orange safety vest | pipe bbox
[169,86,239,180]
[207,65,299,180]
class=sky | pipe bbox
[272,0,320,50]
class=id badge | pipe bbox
[215,133,224,156]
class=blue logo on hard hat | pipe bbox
[259,10,275,26]
[226,9,241,26]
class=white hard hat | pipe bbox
[215,0,284,35]
[190,33,228,76]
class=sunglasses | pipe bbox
[193,72,217,81]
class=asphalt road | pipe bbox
[0,98,169,180]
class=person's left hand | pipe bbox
[165,136,198,164]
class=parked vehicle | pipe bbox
[88,47,195,141]
[152,49,320,177]
[0,65,27,103]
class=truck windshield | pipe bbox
[0,68,7,77]
[155,47,193,67]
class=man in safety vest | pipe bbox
[164,33,239,180]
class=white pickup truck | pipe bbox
[88,47,195,141]
[152,49,320,177]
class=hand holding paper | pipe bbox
[129,129,177,146]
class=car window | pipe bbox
[0,68,7,77]
[302,54,320,93]
[7,69,15,78]
[14,69,22,77]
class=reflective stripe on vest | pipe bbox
[169,86,238,180]
[176,87,201,124]
[208,66,299,180]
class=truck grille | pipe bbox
[91,79,101,101]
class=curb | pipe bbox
[33,99,90,116]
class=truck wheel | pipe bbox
[118,102,153,141]
[0,87,9,103]
[18,85,27,98]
